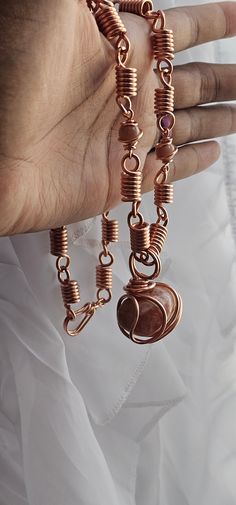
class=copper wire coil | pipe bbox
[151,30,174,60]
[119,0,153,16]
[121,170,142,202]
[61,280,80,305]
[154,87,174,116]
[125,278,154,293]
[50,227,68,256]
[102,218,119,243]
[130,222,150,252]
[116,66,137,97]
[96,265,113,290]
[150,223,168,253]
[95,4,126,40]
[154,183,174,206]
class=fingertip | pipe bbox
[201,140,221,165]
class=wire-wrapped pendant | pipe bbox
[117,279,182,344]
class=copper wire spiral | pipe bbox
[130,222,150,252]
[61,280,80,305]
[102,218,119,243]
[154,87,174,116]
[50,227,68,256]
[121,170,142,202]
[154,183,174,206]
[150,223,168,253]
[96,265,113,289]
[151,30,174,60]
[119,0,153,16]
[116,66,137,97]
[95,3,126,39]
[125,277,153,293]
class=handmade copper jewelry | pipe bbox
[115,1,182,344]
[50,213,118,336]
[50,0,182,343]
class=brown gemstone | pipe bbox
[118,121,143,143]
[117,284,176,337]
[155,141,176,162]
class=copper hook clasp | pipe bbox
[64,303,96,337]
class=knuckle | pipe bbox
[188,109,201,143]
[198,63,221,104]
[188,11,201,45]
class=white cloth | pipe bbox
[0,1,236,504]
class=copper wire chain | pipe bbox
[91,0,172,282]
[50,0,178,337]
[50,212,118,336]
[145,7,177,252]
[114,1,171,280]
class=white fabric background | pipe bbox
[0,1,236,504]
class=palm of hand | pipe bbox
[0,2,156,234]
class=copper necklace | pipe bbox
[50,0,182,344]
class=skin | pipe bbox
[0,0,235,235]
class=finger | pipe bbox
[142,141,220,191]
[173,104,236,146]
[173,63,236,109]
[166,2,236,52]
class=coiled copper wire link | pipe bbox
[95,3,126,39]
[50,227,68,256]
[154,183,174,206]
[116,66,137,97]
[130,222,150,252]
[96,265,113,289]
[102,216,119,243]
[61,280,81,305]
[119,0,153,16]
[121,170,142,202]
[150,222,168,253]
[151,30,174,60]
[154,87,174,116]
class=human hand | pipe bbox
[0,1,235,235]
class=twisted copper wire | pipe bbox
[154,183,173,206]
[154,87,174,116]
[130,222,150,252]
[121,170,142,202]
[61,280,81,305]
[125,277,154,293]
[50,227,68,256]
[150,222,168,253]
[96,265,113,289]
[95,3,126,39]
[102,217,119,243]
[119,0,153,16]
[151,30,174,60]
[129,250,161,280]
[116,66,137,97]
